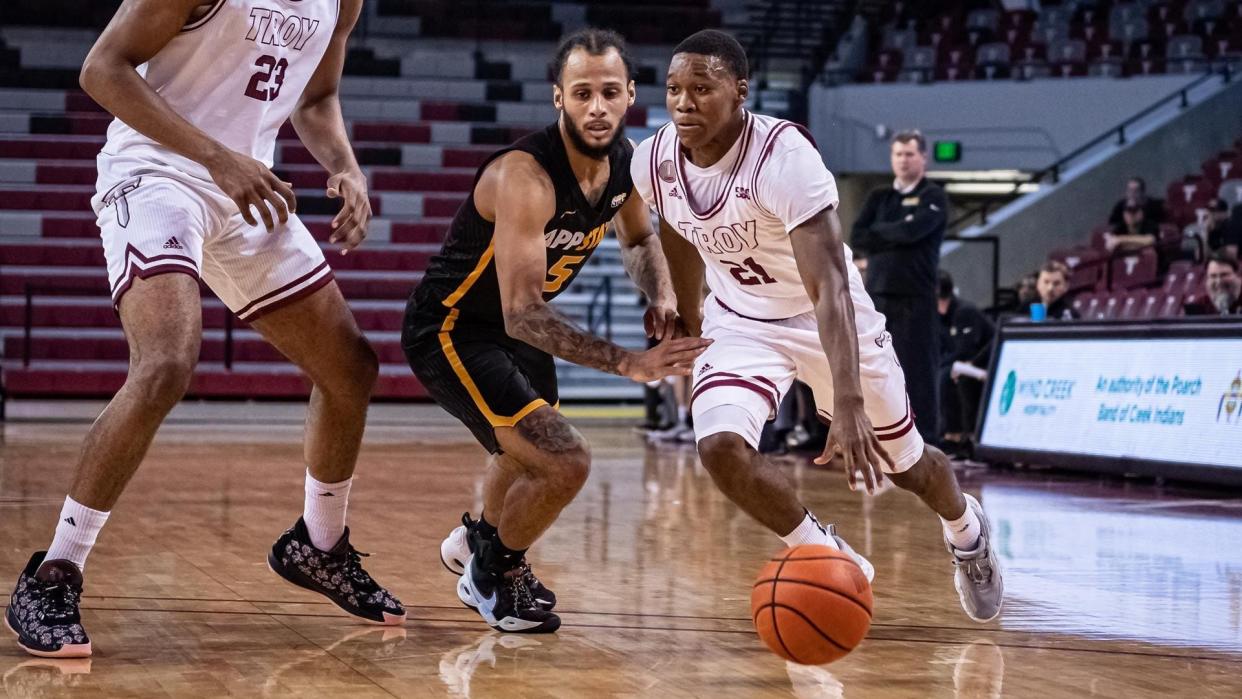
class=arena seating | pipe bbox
[0,10,684,401]
[856,0,1242,84]
[1046,135,1242,320]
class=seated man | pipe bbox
[1184,252,1241,316]
[1182,198,1235,262]
[1108,177,1165,227]
[937,271,994,449]
[1105,198,1157,254]
[1036,261,1081,320]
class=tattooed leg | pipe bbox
[491,406,592,550]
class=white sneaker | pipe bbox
[946,494,1004,622]
[826,523,876,583]
[440,521,471,575]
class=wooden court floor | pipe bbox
[0,406,1240,698]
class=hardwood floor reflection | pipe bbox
[1,414,1240,697]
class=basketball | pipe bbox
[750,545,874,665]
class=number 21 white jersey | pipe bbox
[632,111,881,337]
[101,0,339,181]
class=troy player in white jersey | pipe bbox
[633,30,1003,623]
[5,0,404,659]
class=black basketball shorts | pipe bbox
[402,308,559,454]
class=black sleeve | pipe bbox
[1227,205,1242,248]
[1108,199,1124,227]
[850,190,883,254]
[953,306,994,363]
[866,185,948,246]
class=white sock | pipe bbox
[779,512,841,550]
[304,471,351,551]
[941,502,982,550]
[45,497,110,570]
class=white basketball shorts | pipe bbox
[92,153,332,321]
[691,294,924,472]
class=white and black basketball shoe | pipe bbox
[441,513,557,610]
[456,535,560,634]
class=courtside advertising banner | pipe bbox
[980,333,1242,470]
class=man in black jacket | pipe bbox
[937,271,993,449]
[851,131,948,444]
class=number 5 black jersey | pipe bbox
[411,123,634,329]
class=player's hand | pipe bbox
[327,168,371,255]
[643,303,679,341]
[205,148,297,232]
[619,337,713,383]
[815,399,894,495]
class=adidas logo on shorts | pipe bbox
[163,237,184,250]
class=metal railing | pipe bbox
[585,275,613,342]
[949,64,1234,230]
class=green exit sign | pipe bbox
[933,141,962,163]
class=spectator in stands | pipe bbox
[1181,198,1234,262]
[1016,272,1039,314]
[1108,177,1165,227]
[1184,252,1242,316]
[1229,203,1242,260]
[1037,260,1081,320]
[937,271,994,455]
[851,130,948,443]
[1105,197,1158,253]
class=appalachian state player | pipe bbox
[401,29,711,633]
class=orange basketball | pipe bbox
[750,544,873,665]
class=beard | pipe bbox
[564,115,625,161]
[1211,290,1238,314]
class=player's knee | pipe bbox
[548,442,591,499]
[130,352,197,406]
[697,432,753,484]
[348,336,380,393]
[317,333,378,402]
[888,445,947,495]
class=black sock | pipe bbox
[482,535,527,576]
[476,513,499,542]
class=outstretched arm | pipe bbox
[80,0,296,230]
[490,153,710,381]
[291,0,369,253]
[613,188,679,340]
[790,206,894,493]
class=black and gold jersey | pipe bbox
[410,122,634,330]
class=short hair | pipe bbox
[1128,176,1147,192]
[552,28,634,85]
[672,29,749,79]
[937,269,955,299]
[892,130,927,154]
[1039,260,1070,281]
[1208,250,1239,272]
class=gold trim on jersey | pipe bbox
[437,308,551,428]
[441,241,495,308]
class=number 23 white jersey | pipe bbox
[101,0,339,181]
[632,111,875,329]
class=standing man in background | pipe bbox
[851,131,948,445]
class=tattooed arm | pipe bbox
[483,152,710,382]
[613,188,680,340]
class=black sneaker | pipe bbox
[457,556,560,633]
[5,552,91,658]
[268,518,406,625]
[518,561,557,611]
[440,513,557,611]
